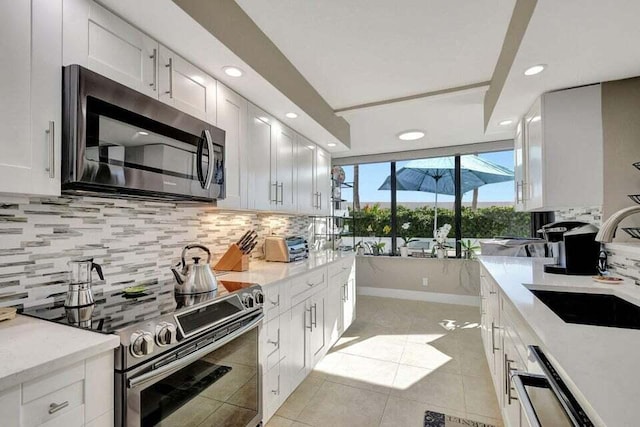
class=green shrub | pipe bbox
[353,204,530,238]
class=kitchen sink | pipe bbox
[530,289,640,329]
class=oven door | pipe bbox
[121,319,261,427]
[63,65,225,202]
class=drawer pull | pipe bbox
[48,401,69,414]
[306,278,323,287]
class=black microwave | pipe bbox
[62,65,225,202]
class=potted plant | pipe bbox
[459,239,481,259]
[433,223,452,258]
[355,241,365,256]
[371,241,386,256]
[399,222,418,257]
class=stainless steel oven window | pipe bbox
[124,326,260,427]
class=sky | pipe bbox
[340,150,515,204]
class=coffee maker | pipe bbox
[539,221,600,275]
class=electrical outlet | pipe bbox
[422,277,429,287]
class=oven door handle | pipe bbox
[128,314,263,389]
[511,371,549,427]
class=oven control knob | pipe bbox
[130,330,155,358]
[155,322,177,347]
[252,289,264,305]
[242,293,255,308]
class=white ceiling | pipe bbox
[338,86,514,158]
[235,0,516,109]
[486,0,640,134]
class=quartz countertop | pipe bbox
[480,256,640,427]
[0,314,119,392]
[219,250,355,286]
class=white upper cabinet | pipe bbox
[274,124,297,212]
[296,138,316,215]
[216,83,247,210]
[518,84,603,211]
[158,45,216,124]
[315,147,332,216]
[247,103,302,213]
[0,0,62,196]
[63,0,157,98]
[247,104,275,211]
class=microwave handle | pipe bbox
[203,129,215,190]
[196,130,216,190]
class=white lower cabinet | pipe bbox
[480,265,542,427]
[0,350,115,427]
[261,257,355,424]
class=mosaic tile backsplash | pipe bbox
[554,206,603,225]
[0,195,312,308]
[606,245,640,283]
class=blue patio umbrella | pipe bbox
[378,156,514,237]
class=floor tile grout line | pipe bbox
[377,392,392,426]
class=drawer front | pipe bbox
[23,361,84,404]
[290,269,327,305]
[328,257,354,278]
[23,380,84,427]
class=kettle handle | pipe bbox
[91,263,104,281]
[181,244,212,266]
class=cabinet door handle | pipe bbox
[306,307,313,330]
[505,355,518,404]
[311,303,318,328]
[165,57,173,98]
[271,374,280,395]
[149,48,157,90]
[491,322,500,353]
[279,182,284,205]
[267,328,280,348]
[48,401,69,414]
[45,121,55,178]
[318,192,322,210]
[271,181,279,203]
[269,294,280,307]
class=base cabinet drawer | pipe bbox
[39,404,84,427]
[22,380,84,427]
[263,363,283,422]
[290,270,327,305]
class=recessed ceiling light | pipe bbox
[499,120,513,126]
[285,112,298,119]
[524,64,546,76]
[137,131,149,136]
[398,130,425,141]
[327,143,337,147]
[307,145,315,149]
[223,66,243,77]
[530,115,541,123]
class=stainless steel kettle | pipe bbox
[171,244,218,294]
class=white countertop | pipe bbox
[480,256,640,427]
[0,314,119,392]
[219,250,355,285]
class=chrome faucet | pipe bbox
[595,206,640,243]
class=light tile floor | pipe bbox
[266,295,503,427]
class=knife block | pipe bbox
[214,244,250,272]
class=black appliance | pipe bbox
[21,280,264,427]
[539,221,600,275]
[62,65,225,202]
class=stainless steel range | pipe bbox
[21,280,264,427]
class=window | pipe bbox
[339,148,531,258]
